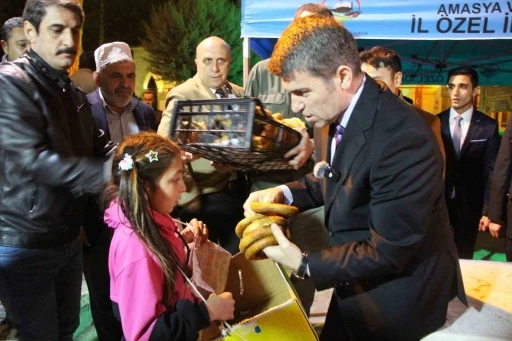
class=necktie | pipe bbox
[334,123,345,146]
[453,115,463,156]
[215,88,227,98]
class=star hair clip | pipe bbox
[119,153,134,171]
[145,150,158,163]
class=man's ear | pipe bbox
[93,71,101,87]
[394,71,403,89]
[0,40,7,55]
[336,65,353,90]
[24,20,37,45]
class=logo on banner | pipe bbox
[325,0,362,20]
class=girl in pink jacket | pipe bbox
[103,131,234,341]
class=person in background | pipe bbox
[0,14,30,337]
[104,131,235,340]
[359,46,446,170]
[244,15,465,340]
[142,89,163,126]
[70,50,97,94]
[158,36,246,255]
[89,41,156,144]
[438,66,500,259]
[481,117,512,261]
[82,41,157,341]
[244,2,332,316]
[0,1,113,339]
[0,17,29,62]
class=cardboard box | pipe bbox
[200,253,318,341]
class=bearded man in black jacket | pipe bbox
[0,1,113,340]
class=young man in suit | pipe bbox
[83,41,156,341]
[438,66,500,259]
[244,16,466,340]
[158,36,246,255]
[360,46,446,170]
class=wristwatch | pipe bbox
[294,252,309,280]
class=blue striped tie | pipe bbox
[335,124,345,146]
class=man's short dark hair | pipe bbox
[1,17,24,41]
[294,3,334,19]
[142,89,157,107]
[78,51,95,69]
[269,16,361,81]
[23,0,84,32]
[359,46,402,75]
[447,66,479,88]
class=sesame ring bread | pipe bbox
[235,213,266,237]
[239,221,287,252]
[242,216,288,238]
[244,235,279,260]
[250,202,299,218]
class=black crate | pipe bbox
[169,97,313,172]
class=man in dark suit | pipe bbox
[484,118,512,261]
[84,41,156,341]
[360,46,446,173]
[244,16,466,341]
[438,66,500,259]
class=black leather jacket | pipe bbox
[0,49,110,248]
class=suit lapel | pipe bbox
[439,111,458,161]
[323,78,379,216]
[131,99,146,130]
[460,110,482,156]
[194,75,216,99]
[89,90,111,140]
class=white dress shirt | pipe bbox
[281,76,367,204]
[99,91,139,144]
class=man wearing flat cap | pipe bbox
[83,41,156,340]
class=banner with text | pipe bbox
[242,0,512,39]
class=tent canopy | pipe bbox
[241,0,512,85]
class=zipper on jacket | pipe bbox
[29,186,38,219]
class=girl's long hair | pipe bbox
[103,131,182,302]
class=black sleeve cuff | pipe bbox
[149,300,211,341]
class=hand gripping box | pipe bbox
[200,253,318,341]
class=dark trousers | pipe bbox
[506,201,512,262]
[83,228,123,341]
[177,178,247,255]
[447,196,480,259]
[0,237,82,341]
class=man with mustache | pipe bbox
[0,1,115,340]
[84,41,156,341]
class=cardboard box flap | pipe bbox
[225,253,296,317]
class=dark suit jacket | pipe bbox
[288,77,465,340]
[438,108,500,216]
[83,89,156,243]
[87,89,157,140]
[487,119,512,236]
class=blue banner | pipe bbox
[241,0,512,39]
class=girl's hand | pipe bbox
[205,292,235,321]
[181,218,208,246]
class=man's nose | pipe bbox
[290,94,304,113]
[212,61,220,72]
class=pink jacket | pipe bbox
[105,200,208,341]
